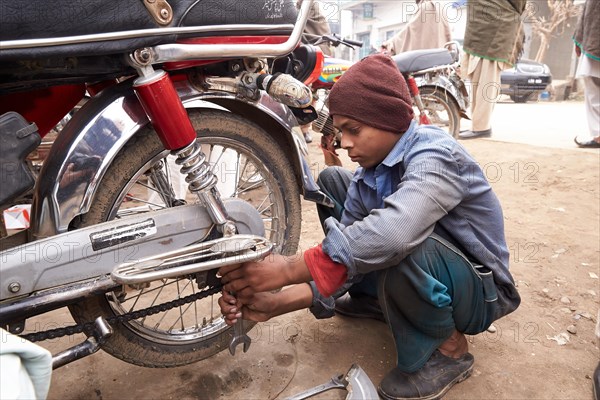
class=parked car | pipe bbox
[500,59,552,103]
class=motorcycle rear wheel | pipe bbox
[418,86,461,138]
[69,110,302,367]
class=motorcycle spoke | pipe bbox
[257,200,276,216]
[134,180,176,204]
[207,144,226,174]
[122,195,166,209]
[135,180,164,195]
[175,279,185,332]
[123,279,171,318]
[235,180,265,195]
[234,152,242,190]
[121,278,176,303]
[126,285,147,313]
[101,130,288,344]
[168,300,196,332]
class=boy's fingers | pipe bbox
[220,290,237,304]
[223,280,249,295]
[217,263,242,278]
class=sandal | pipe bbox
[574,136,600,148]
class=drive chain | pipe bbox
[21,285,223,343]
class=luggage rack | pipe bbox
[0,1,314,62]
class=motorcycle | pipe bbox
[392,41,470,138]
[0,0,331,369]
[308,35,469,154]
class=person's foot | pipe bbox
[334,294,385,322]
[378,350,474,400]
[458,128,492,139]
[574,136,600,148]
[438,330,468,359]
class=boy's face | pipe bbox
[333,116,401,169]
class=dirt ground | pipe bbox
[36,135,600,399]
[288,137,600,399]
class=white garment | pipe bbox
[577,54,600,78]
[382,0,451,55]
[0,329,52,400]
[577,57,600,138]
[581,75,600,138]
[461,53,506,131]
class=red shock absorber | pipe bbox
[406,74,431,125]
[134,69,225,227]
[133,70,197,150]
[406,74,419,97]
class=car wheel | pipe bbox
[510,92,534,103]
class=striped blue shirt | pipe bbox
[311,121,519,318]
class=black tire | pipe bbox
[417,86,461,138]
[69,110,302,367]
[510,92,533,103]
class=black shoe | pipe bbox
[574,136,600,148]
[458,129,492,139]
[378,350,474,400]
[334,294,385,322]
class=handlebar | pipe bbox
[304,33,363,49]
[341,37,364,47]
[443,40,461,64]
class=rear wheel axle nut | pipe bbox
[8,282,21,293]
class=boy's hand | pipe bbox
[218,290,279,325]
[218,254,310,301]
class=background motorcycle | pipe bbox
[307,35,469,154]
[0,0,329,369]
[392,41,470,138]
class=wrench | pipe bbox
[285,364,379,400]
[284,374,346,400]
[228,298,251,355]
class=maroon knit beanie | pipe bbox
[328,53,414,134]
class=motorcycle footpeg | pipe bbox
[52,317,113,369]
[111,234,273,285]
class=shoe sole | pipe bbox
[377,364,474,400]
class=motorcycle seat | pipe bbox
[392,49,454,74]
[0,0,298,61]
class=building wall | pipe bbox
[526,0,580,80]
[335,0,579,80]
[340,0,467,61]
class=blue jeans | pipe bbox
[317,167,499,372]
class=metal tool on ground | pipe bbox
[285,364,378,400]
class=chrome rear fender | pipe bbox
[414,73,470,118]
[30,78,324,239]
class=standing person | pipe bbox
[458,0,526,139]
[299,0,333,57]
[218,54,520,400]
[0,328,52,400]
[380,0,451,55]
[573,0,600,149]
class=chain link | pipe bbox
[22,285,223,343]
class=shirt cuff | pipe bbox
[304,244,347,298]
[321,217,357,277]
[308,282,336,319]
